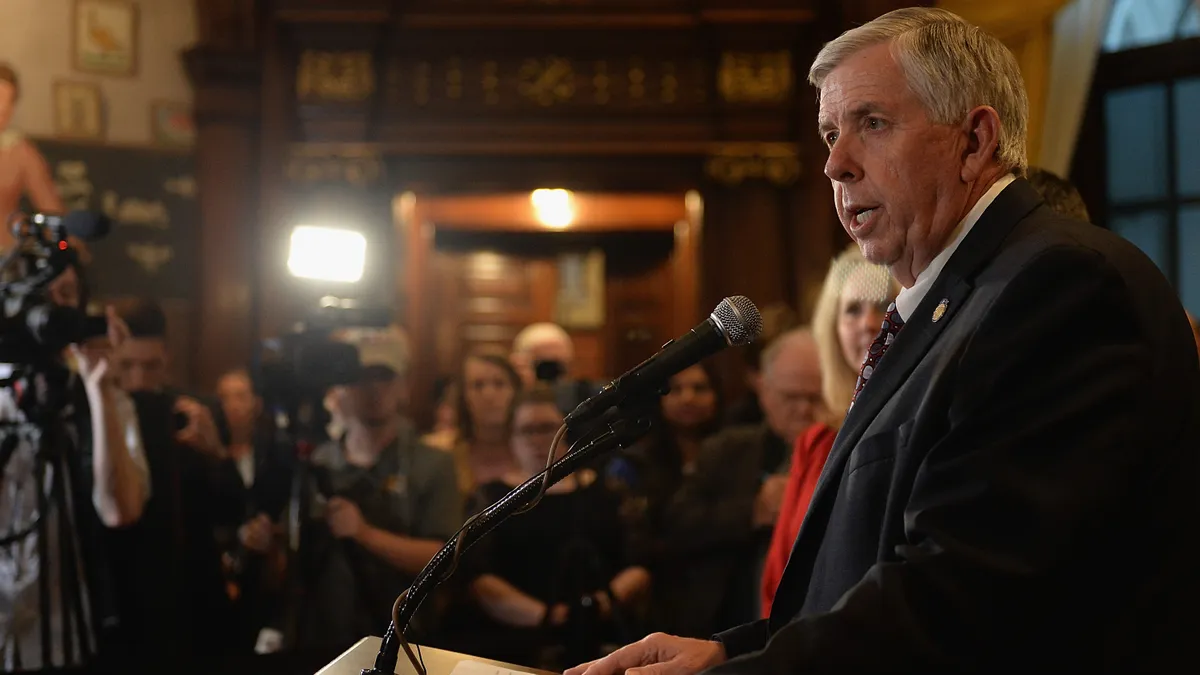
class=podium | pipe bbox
[315,637,559,675]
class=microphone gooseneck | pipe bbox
[563,295,763,429]
[368,296,763,675]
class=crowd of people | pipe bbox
[3,7,1199,675]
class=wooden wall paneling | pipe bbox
[419,193,688,232]
[256,15,295,345]
[605,250,676,377]
[182,14,263,389]
[671,196,703,336]
[404,201,435,427]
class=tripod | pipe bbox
[0,357,97,670]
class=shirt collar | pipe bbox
[894,173,1016,322]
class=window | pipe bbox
[1085,0,1200,316]
[1104,0,1200,52]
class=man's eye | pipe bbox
[824,132,838,146]
[866,117,884,130]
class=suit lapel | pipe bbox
[769,179,1045,625]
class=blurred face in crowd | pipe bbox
[661,365,717,433]
[513,336,573,386]
[115,337,169,393]
[511,401,564,474]
[341,365,404,428]
[216,370,261,439]
[463,356,517,432]
[821,43,978,286]
[759,334,824,445]
[434,383,458,433]
[837,265,893,370]
[0,81,15,132]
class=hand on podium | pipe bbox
[564,634,726,675]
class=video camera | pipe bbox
[0,211,111,364]
[252,296,391,433]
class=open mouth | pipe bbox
[853,207,878,225]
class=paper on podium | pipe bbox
[315,636,559,675]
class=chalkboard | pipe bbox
[21,139,199,301]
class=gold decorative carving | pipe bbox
[660,62,678,104]
[717,51,792,103]
[296,50,376,101]
[628,58,645,100]
[126,243,174,275]
[482,61,500,105]
[285,145,384,186]
[414,62,430,106]
[446,58,463,99]
[593,61,610,105]
[705,143,800,186]
[518,57,575,106]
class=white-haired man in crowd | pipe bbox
[510,322,602,414]
[568,7,1198,675]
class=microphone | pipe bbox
[564,295,763,428]
[28,211,112,241]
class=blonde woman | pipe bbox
[760,244,897,616]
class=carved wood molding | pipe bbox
[284,144,384,186]
[717,50,794,103]
[296,50,377,101]
[705,143,800,185]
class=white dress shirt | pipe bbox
[894,173,1016,322]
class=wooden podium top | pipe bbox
[315,637,559,675]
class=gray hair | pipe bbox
[809,7,1029,174]
[512,322,573,356]
[759,326,816,377]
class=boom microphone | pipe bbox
[564,295,763,428]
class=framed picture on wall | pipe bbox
[149,101,195,147]
[72,0,139,76]
[555,249,606,329]
[52,81,105,141]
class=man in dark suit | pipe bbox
[567,7,1200,675]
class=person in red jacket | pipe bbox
[760,245,898,617]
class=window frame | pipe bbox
[1072,35,1200,290]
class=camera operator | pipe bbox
[510,323,602,415]
[274,326,461,659]
[104,299,239,670]
[0,260,150,672]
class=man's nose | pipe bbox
[824,137,863,183]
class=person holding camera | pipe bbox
[0,259,150,672]
[510,323,602,415]
[277,326,462,659]
[103,300,240,671]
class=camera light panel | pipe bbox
[287,225,367,283]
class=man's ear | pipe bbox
[960,105,1002,182]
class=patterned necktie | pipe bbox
[852,302,905,403]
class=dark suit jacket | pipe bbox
[712,179,1200,673]
[659,425,787,636]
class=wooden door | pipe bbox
[399,192,698,427]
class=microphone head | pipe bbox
[60,211,111,241]
[711,296,763,346]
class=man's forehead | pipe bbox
[817,44,903,118]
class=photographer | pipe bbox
[510,323,602,415]
[104,300,239,670]
[0,258,150,671]
[277,326,461,658]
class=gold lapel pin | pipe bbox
[932,298,949,323]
